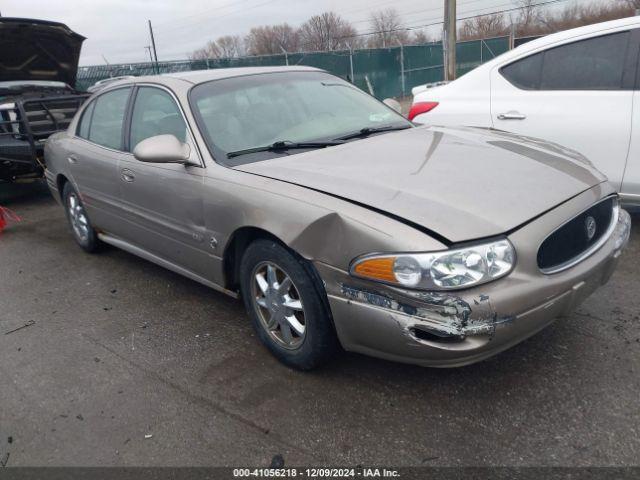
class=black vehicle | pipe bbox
[0,18,89,182]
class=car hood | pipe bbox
[0,18,85,86]
[234,126,607,243]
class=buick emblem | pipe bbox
[584,216,597,241]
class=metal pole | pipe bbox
[280,46,289,66]
[398,41,405,97]
[349,47,354,84]
[509,22,516,50]
[443,0,456,81]
[148,20,159,74]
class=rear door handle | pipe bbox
[67,155,78,164]
[497,111,527,120]
[121,168,135,183]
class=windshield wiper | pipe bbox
[335,124,412,141]
[227,140,343,158]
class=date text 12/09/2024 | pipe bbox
[233,468,400,478]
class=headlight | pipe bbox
[350,239,516,290]
[613,208,631,252]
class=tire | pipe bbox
[62,182,100,253]
[240,239,340,370]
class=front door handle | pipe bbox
[497,111,527,120]
[67,155,78,164]
[121,168,135,183]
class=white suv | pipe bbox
[410,16,640,208]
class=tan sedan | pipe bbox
[44,67,631,369]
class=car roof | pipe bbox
[506,15,640,59]
[102,66,325,89]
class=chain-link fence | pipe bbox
[76,36,510,98]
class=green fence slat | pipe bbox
[76,36,511,99]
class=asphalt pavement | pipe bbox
[1,182,639,467]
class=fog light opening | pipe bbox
[410,327,464,343]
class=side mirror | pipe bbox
[383,98,402,114]
[133,134,191,164]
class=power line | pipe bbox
[339,0,417,15]
[333,0,571,40]
[348,0,518,28]
[155,0,282,34]
[120,0,568,63]
[287,0,568,51]
[349,0,489,25]
[153,0,253,27]
[402,0,540,28]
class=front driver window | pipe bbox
[130,87,187,151]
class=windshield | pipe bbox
[189,71,410,165]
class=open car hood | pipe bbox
[234,126,607,243]
[0,18,85,86]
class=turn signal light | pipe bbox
[352,257,396,283]
[408,102,439,121]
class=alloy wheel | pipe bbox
[67,192,89,243]
[250,261,306,350]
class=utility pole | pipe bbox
[145,46,154,63]
[509,20,516,50]
[148,20,159,74]
[443,0,456,81]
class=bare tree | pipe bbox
[217,35,244,58]
[245,23,299,55]
[190,0,635,62]
[272,23,301,52]
[298,12,357,51]
[368,8,410,47]
[538,1,633,34]
[189,35,244,60]
[458,13,508,41]
[410,30,431,45]
[341,29,364,51]
[514,0,542,36]
[619,0,640,9]
[189,40,221,60]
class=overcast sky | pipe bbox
[3,0,583,65]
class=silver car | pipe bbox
[44,67,631,369]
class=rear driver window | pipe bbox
[501,31,630,90]
[87,87,131,150]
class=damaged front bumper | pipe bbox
[316,207,631,368]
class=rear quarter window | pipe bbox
[77,100,95,139]
[500,52,543,89]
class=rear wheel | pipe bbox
[240,239,339,370]
[62,182,99,253]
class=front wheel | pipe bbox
[240,239,339,370]
[62,182,100,253]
